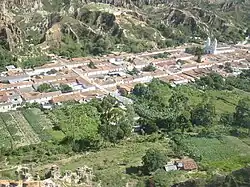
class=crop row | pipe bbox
[21,109,52,141]
[0,117,12,148]
[0,113,25,147]
[11,111,41,145]
[182,136,250,162]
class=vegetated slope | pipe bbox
[0,0,249,60]
[172,166,250,187]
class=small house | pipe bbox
[175,158,198,171]
[164,164,177,172]
[0,73,30,84]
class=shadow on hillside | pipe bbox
[126,166,143,176]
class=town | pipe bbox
[0,38,249,112]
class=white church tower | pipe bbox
[204,37,217,54]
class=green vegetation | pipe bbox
[37,83,57,93]
[1,70,250,186]
[21,108,52,141]
[174,136,250,172]
[142,148,168,173]
[21,55,51,69]
[60,135,169,186]
[0,47,17,72]
[152,52,170,59]
[142,63,156,72]
[88,61,97,69]
[127,67,140,76]
[59,84,73,93]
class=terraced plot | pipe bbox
[11,111,40,145]
[21,108,52,141]
[0,112,24,147]
[181,136,250,171]
[0,108,55,149]
[0,117,12,148]
[0,112,41,148]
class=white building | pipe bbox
[204,37,217,54]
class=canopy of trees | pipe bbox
[60,84,73,93]
[142,148,168,173]
[37,83,56,93]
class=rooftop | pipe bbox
[20,91,62,101]
[177,158,198,170]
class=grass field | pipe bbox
[157,85,247,115]
[181,136,250,172]
[60,136,170,186]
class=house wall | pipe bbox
[0,104,12,112]
[8,77,30,84]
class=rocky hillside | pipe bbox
[0,0,249,64]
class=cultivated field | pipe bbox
[21,108,52,141]
[181,136,250,171]
[0,108,53,149]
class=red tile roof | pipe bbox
[179,159,198,170]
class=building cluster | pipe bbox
[164,158,198,172]
[0,44,249,112]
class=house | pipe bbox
[30,63,65,75]
[164,163,178,172]
[20,91,62,104]
[117,84,134,94]
[0,90,23,112]
[76,78,96,92]
[50,91,89,105]
[6,90,23,107]
[0,73,30,83]
[0,102,13,112]
[109,57,124,65]
[5,65,16,71]
[175,158,198,171]
[0,81,33,91]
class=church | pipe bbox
[204,37,217,54]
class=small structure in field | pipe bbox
[175,158,198,171]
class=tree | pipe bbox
[194,47,203,63]
[234,98,250,128]
[176,111,192,133]
[53,104,101,151]
[224,62,233,73]
[60,83,73,93]
[195,73,225,90]
[127,67,140,76]
[139,118,158,134]
[88,61,97,69]
[132,83,150,97]
[142,63,156,72]
[220,112,234,126]
[0,47,17,72]
[191,102,215,126]
[37,83,53,92]
[168,92,189,115]
[21,55,50,69]
[151,170,173,187]
[142,148,168,173]
[98,96,135,143]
